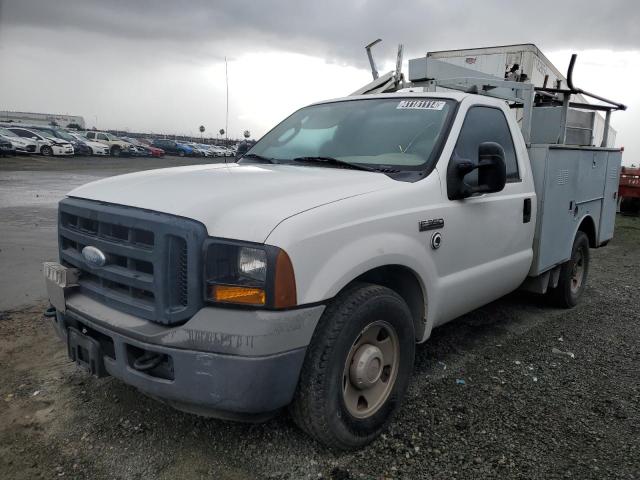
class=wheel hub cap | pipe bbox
[350,344,383,389]
[342,320,400,419]
[571,250,585,293]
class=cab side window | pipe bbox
[97,133,108,141]
[13,129,33,138]
[453,106,520,185]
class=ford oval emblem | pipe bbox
[82,246,106,267]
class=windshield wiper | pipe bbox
[292,156,375,172]
[241,153,278,164]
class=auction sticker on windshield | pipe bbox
[397,100,446,110]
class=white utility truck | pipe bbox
[44,42,625,450]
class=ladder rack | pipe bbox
[352,41,626,147]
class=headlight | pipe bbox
[238,247,267,282]
[204,240,296,308]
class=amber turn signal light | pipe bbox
[274,250,297,308]
[210,285,266,305]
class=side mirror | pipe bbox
[447,142,507,200]
[32,136,39,140]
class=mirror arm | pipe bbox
[456,160,476,176]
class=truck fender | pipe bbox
[573,214,597,248]
[291,232,439,342]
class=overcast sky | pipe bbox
[0,0,638,163]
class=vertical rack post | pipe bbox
[601,110,611,147]
[558,93,570,145]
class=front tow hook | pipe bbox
[132,352,164,371]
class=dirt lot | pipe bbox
[0,157,639,479]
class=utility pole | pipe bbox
[225,56,229,145]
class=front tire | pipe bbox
[290,283,415,450]
[551,231,590,308]
[41,145,53,156]
[111,146,121,157]
[178,150,185,157]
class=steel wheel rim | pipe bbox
[570,248,585,293]
[342,320,399,419]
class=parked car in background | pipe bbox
[0,137,15,156]
[6,126,74,156]
[30,126,92,156]
[123,142,149,157]
[200,144,219,157]
[151,138,194,157]
[0,127,38,154]
[130,137,165,157]
[68,132,110,156]
[85,131,134,156]
[209,145,230,157]
[121,137,165,158]
[182,142,209,157]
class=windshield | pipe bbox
[33,128,75,141]
[246,97,455,171]
[54,130,76,141]
[55,130,77,142]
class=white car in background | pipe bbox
[0,127,38,154]
[68,132,110,156]
[6,126,74,156]
[210,145,230,157]
[183,142,210,157]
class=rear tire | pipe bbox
[179,150,185,157]
[41,145,53,156]
[290,283,415,450]
[551,231,590,308]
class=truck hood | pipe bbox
[68,163,396,242]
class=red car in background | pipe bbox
[123,137,165,157]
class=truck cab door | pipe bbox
[434,104,535,324]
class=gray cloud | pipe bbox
[2,0,640,67]
[0,0,638,165]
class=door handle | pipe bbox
[523,198,532,223]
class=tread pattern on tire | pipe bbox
[290,282,412,450]
[551,231,589,308]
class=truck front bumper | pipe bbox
[51,293,324,419]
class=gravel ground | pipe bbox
[1,205,639,479]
